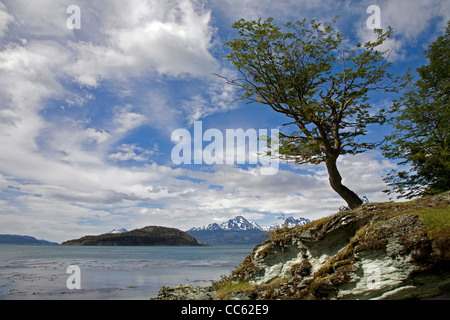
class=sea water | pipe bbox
[0,244,254,300]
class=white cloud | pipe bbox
[0,2,14,39]
[355,0,450,61]
[164,152,394,227]
[2,0,71,38]
[0,41,71,174]
[381,0,450,40]
[66,0,218,87]
[112,104,148,135]
[109,144,157,162]
[181,68,239,124]
[0,41,68,105]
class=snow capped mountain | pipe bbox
[187,215,311,245]
[107,228,128,234]
[190,223,222,232]
[189,216,260,231]
[219,216,262,231]
[262,216,311,231]
[286,216,310,227]
[189,216,310,232]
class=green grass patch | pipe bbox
[415,207,450,239]
[214,281,253,299]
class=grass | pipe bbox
[415,207,450,239]
[214,281,254,299]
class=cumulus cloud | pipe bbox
[381,0,450,40]
[109,144,158,162]
[0,2,14,39]
[160,151,394,228]
[355,0,450,61]
[2,0,71,38]
[65,0,218,87]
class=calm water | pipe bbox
[0,244,254,300]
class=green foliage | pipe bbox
[220,17,408,209]
[211,273,234,291]
[382,21,450,199]
[213,280,254,299]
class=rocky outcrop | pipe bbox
[221,192,450,300]
[153,285,216,300]
[154,192,450,300]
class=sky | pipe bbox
[0,0,448,243]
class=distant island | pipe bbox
[61,226,204,246]
[0,234,58,245]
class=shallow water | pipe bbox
[0,245,254,300]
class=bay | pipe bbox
[0,244,254,300]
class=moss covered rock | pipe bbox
[217,192,450,300]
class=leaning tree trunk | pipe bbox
[325,153,363,209]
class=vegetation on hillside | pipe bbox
[61,226,204,246]
[212,191,450,300]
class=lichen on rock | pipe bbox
[216,192,450,300]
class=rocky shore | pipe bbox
[154,192,450,300]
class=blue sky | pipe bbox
[0,0,448,242]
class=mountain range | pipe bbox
[186,216,311,245]
[189,216,262,232]
[0,234,58,245]
[188,215,310,232]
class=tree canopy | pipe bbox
[382,21,450,199]
[221,17,408,209]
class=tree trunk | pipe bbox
[325,153,363,209]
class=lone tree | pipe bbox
[220,18,408,209]
[382,21,450,199]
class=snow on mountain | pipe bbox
[219,216,262,231]
[189,216,260,231]
[189,223,222,232]
[189,216,310,232]
[107,228,128,234]
[261,216,311,231]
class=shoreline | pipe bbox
[0,245,253,300]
